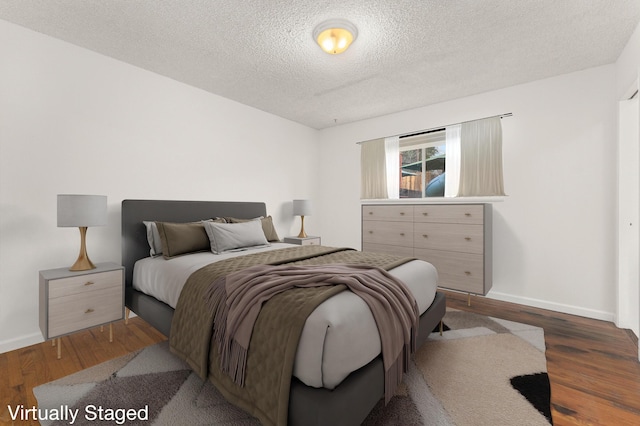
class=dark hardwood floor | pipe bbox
[445,290,640,426]
[1,292,639,425]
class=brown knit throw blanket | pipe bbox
[207,263,419,404]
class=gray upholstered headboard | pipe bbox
[121,199,267,287]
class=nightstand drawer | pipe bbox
[48,285,122,337]
[284,236,321,245]
[49,270,122,299]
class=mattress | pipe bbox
[133,243,438,389]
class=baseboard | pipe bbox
[487,291,616,323]
[1,311,139,354]
[0,332,43,355]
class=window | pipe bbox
[360,115,507,199]
[400,130,446,198]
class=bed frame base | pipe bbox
[125,287,445,426]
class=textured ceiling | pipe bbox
[1,1,639,129]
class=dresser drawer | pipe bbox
[362,242,414,257]
[48,284,123,337]
[414,248,485,294]
[362,221,413,246]
[362,205,413,222]
[48,270,122,299]
[414,204,484,224]
[414,223,483,254]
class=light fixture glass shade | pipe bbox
[293,199,312,216]
[313,19,358,54]
[57,194,107,227]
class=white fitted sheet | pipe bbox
[133,244,437,388]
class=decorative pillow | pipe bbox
[224,215,280,242]
[203,220,270,254]
[155,220,220,259]
[143,221,163,256]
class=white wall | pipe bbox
[616,21,640,99]
[318,64,619,321]
[614,20,640,344]
[3,17,638,353]
[0,20,321,353]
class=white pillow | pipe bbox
[143,221,163,256]
[203,220,269,254]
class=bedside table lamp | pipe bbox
[57,194,107,271]
[293,199,312,238]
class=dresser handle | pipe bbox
[400,233,405,236]
[84,281,94,286]
[422,234,428,238]
[464,271,471,276]
[369,230,373,234]
[465,237,471,241]
[85,308,95,314]
[465,213,471,216]
[400,212,405,216]
[422,212,428,216]
[368,211,373,215]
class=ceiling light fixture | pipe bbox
[313,19,358,55]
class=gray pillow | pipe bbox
[224,215,281,242]
[204,220,269,254]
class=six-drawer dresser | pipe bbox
[362,204,492,298]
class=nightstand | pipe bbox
[284,236,321,246]
[39,262,124,359]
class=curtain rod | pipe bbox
[356,112,513,144]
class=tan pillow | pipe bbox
[156,219,222,258]
[225,215,280,242]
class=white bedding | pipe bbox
[133,243,438,389]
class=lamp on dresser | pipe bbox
[57,194,107,271]
[293,199,312,238]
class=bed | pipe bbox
[122,199,446,426]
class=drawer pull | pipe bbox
[368,211,373,215]
[400,212,405,216]
[400,233,405,236]
[464,271,471,276]
[85,308,95,314]
[422,212,428,216]
[465,213,471,217]
[84,281,95,286]
[369,230,374,234]
[465,237,471,241]
[422,234,428,238]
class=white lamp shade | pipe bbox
[293,199,312,216]
[57,194,107,227]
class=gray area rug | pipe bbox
[33,309,550,425]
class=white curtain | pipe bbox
[458,117,505,196]
[360,138,388,199]
[385,136,400,199]
[444,124,461,197]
